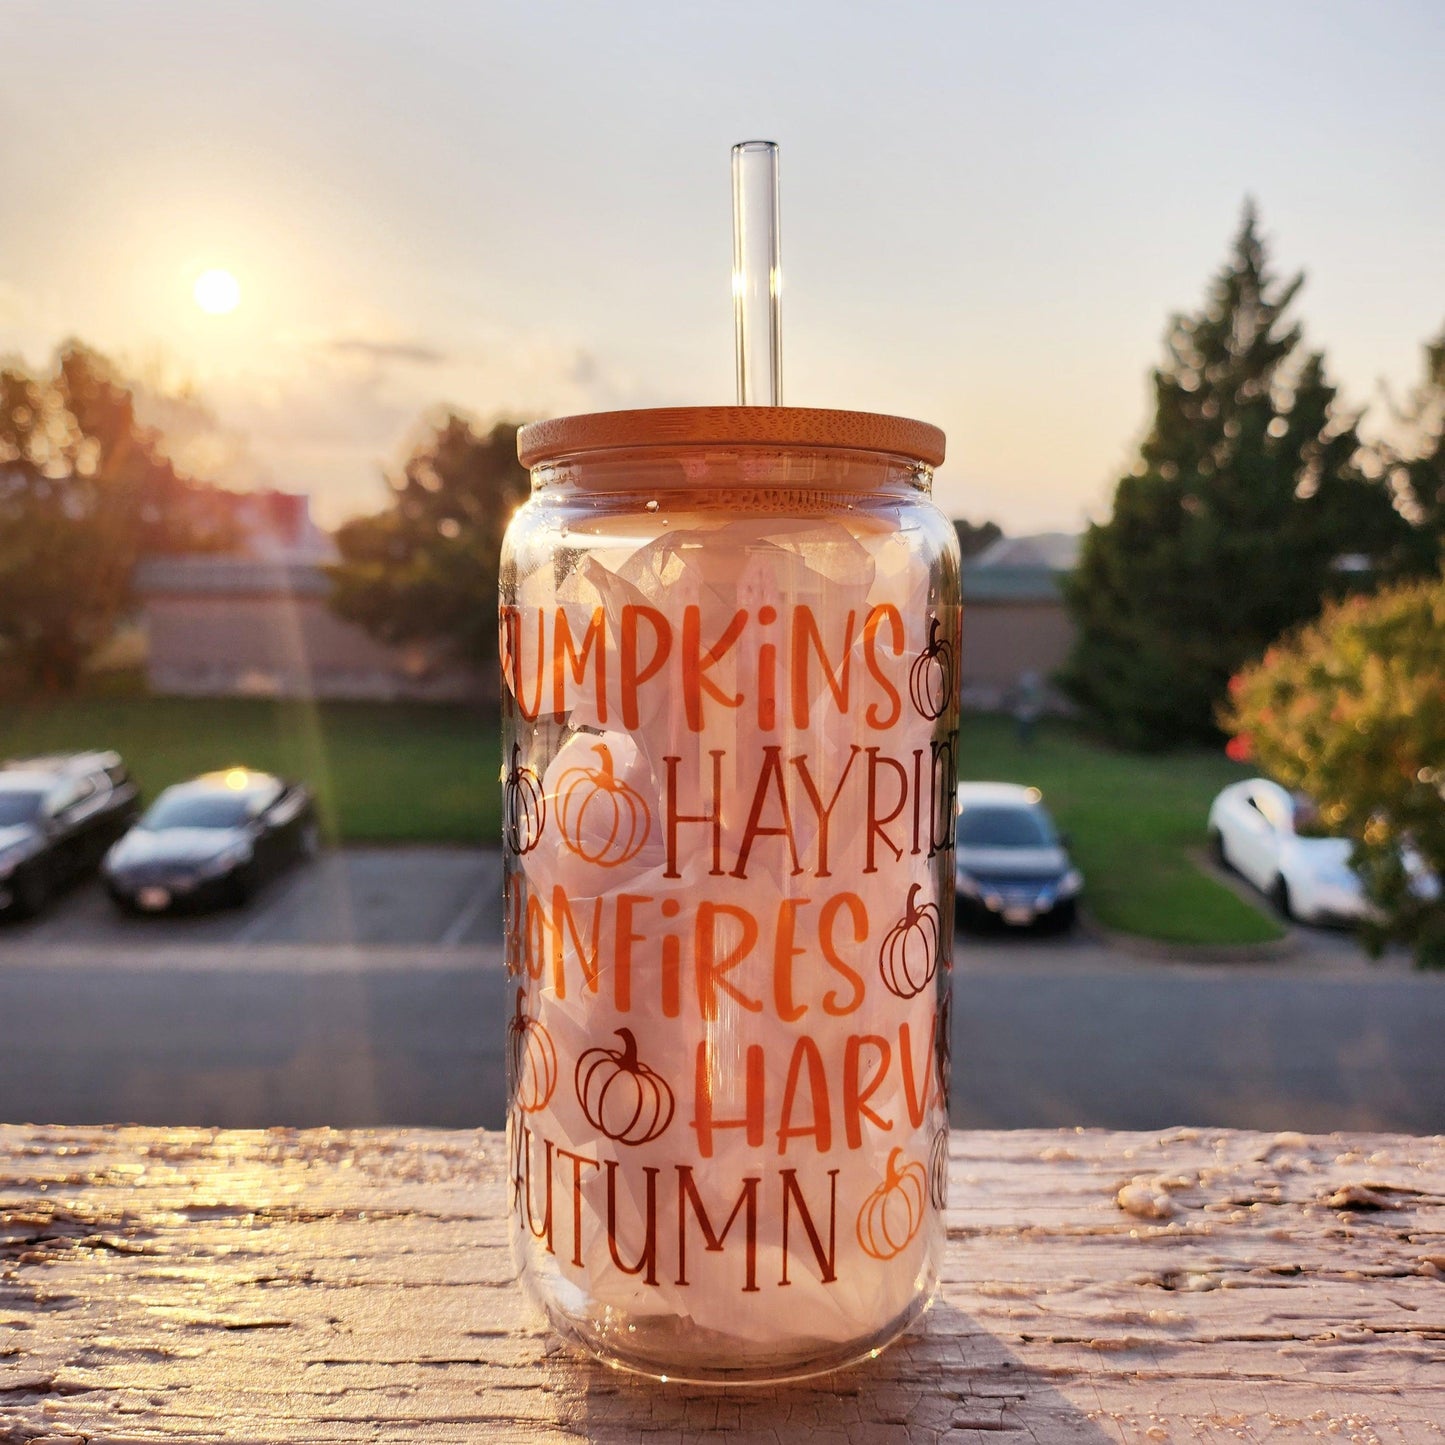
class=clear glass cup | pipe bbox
[500,407,959,1383]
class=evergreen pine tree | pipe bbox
[1386,323,1445,567]
[1059,203,1411,748]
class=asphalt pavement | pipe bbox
[951,931,1445,1134]
[1,849,1441,1133]
[0,846,501,948]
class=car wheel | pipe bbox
[228,864,259,908]
[1209,828,1229,869]
[1042,898,1077,933]
[1271,875,1293,921]
[953,897,995,933]
[10,867,50,919]
[299,821,320,860]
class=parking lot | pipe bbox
[0,846,503,948]
[1,847,1440,1134]
[0,842,1381,972]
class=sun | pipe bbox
[193,268,241,315]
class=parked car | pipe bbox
[1207,778,1369,924]
[0,752,141,917]
[954,781,1083,930]
[103,768,318,913]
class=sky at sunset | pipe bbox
[3,0,1442,533]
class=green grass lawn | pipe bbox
[0,695,501,845]
[0,694,1280,945]
[958,713,1284,946]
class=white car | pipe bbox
[1207,778,1369,924]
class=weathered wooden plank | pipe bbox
[1,1126,1441,1442]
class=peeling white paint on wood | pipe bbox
[1,1126,1442,1442]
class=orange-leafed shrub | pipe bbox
[1221,572,1445,967]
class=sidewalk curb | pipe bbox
[1072,840,1305,964]
[1079,910,1302,965]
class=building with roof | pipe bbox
[971,531,1080,572]
[133,490,481,702]
[134,557,482,702]
[959,533,1079,712]
[135,492,1076,710]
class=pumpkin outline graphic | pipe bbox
[928,1126,949,1211]
[503,742,546,855]
[856,1146,928,1260]
[879,883,941,999]
[507,988,557,1114]
[575,1027,675,1146]
[935,983,953,1107]
[908,615,955,721]
[556,740,651,868]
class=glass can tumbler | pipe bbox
[499,407,960,1382]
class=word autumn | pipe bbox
[512,1119,845,1292]
[510,1122,945,1293]
[499,602,959,732]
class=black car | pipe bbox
[954,781,1084,931]
[103,768,319,912]
[0,752,141,917]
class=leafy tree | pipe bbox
[1383,323,1445,566]
[0,343,235,691]
[1059,203,1413,749]
[1221,573,1445,968]
[328,414,530,672]
[953,517,1003,562]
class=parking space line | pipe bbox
[438,886,492,947]
[231,866,318,945]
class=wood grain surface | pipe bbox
[2,1126,1442,1443]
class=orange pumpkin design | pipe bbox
[575,1027,675,1146]
[928,1126,949,1211]
[879,883,941,999]
[503,742,545,854]
[556,741,650,867]
[507,989,557,1113]
[909,616,955,721]
[856,1146,928,1261]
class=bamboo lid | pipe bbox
[517,406,945,469]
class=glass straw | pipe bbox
[731,140,783,405]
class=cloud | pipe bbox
[209,364,415,451]
[327,337,449,366]
[0,294,650,525]
[170,319,648,526]
[0,281,30,325]
[130,380,273,492]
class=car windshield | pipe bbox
[141,792,255,830]
[956,803,1057,848]
[0,789,44,827]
